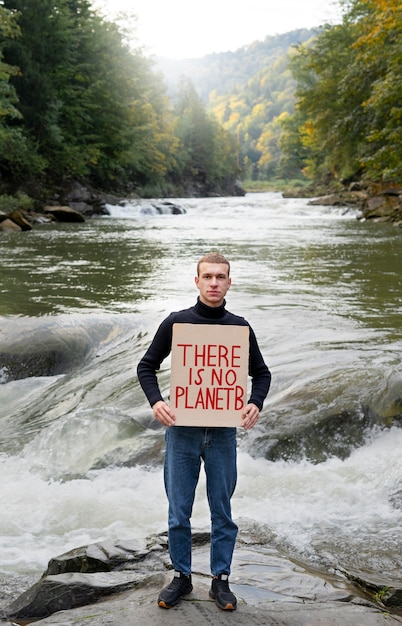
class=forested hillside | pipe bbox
[0,0,400,209]
[158,29,315,181]
[161,0,402,190]
[0,0,240,203]
[158,30,314,101]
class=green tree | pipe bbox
[0,3,45,187]
[0,1,251,197]
[1,0,179,191]
[287,20,365,181]
[278,110,309,179]
[0,4,20,121]
[171,76,238,191]
[352,0,402,181]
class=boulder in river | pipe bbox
[8,209,33,231]
[43,205,86,223]
[0,217,21,231]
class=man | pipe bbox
[137,253,271,610]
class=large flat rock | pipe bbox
[2,538,402,625]
[20,573,402,626]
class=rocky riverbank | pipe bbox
[0,182,189,231]
[2,533,402,625]
[1,181,401,233]
[284,182,402,227]
[8,577,402,626]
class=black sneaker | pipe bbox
[209,574,237,610]
[158,571,193,608]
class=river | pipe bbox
[0,192,401,604]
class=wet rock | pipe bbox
[2,539,165,622]
[26,211,54,224]
[8,209,33,231]
[46,540,151,575]
[0,209,39,230]
[3,535,402,624]
[133,200,186,215]
[361,192,402,224]
[295,181,402,226]
[308,191,366,207]
[0,217,21,231]
[3,571,144,622]
[0,349,83,382]
[0,325,99,381]
[19,583,402,626]
[343,571,402,611]
[255,407,376,464]
[59,181,110,216]
[43,205,86,222]
[150,201,186,215]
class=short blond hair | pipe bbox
[197,253,230,276]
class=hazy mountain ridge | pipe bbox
[156,28,316,102]
[156,29,316,181]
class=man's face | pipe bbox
[195,262,231,308]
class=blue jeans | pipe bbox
[164,426,238,577]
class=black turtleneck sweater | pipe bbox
[137,298,271,411]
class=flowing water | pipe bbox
[0,192,401,601]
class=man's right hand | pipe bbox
[152,400,176,426]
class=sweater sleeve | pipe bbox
[248,326,271,410]
[137,312,271,413]
[137,315,174,407]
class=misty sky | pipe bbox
[94,0,342,58]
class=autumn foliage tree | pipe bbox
[208,36,308,181]
[352,0,402,181]
[281,0,402,185]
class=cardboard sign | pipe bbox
[170,323,249,427]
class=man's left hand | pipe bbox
[241,403,260,430]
